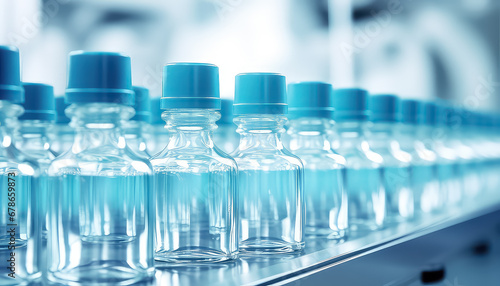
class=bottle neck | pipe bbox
[163,109,220,150]
[0,100,23,152]
[234,115,287,150]
[287,117,333,151]
[16,120,53,152]
[332,121,367,148]
[67,103,134,153]
[367,122,398,149]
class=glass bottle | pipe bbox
[285,82,347,239]
[148,97,170,156]
[151,63,238,263]
[398,99,440,216]
[47,52,154,284]
[330,88,385,234]
[232,73,304,254]
[16,83,57,244]
[124,86,152,158]
[0,46,42,285]
[213,99,239,154]
[51,96,74,155]
[426,103,462,209]
[367,95,413,223]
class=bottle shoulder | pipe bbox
[150,148,237,171]
[0,145,41,176]
[48,148,153,176]
[231,148,304,171]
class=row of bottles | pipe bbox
[1,46,500,285]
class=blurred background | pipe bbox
[0,0,498,111]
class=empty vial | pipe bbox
[0,46,42,284]
[151,63,238,263]
[47,52,154,284]
[368,94,413,223]
[398,99,440,216]
[286,82,347,239]
[331,88,385,234]
[124,86,152,158]
[16,83,57,243]
[232,73,305,254]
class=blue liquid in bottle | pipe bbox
[47,52,154,284]
[0,46,41,285]
[233,73,304,254]
[151,63,238,264]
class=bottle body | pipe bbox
[151,109,238,263]
[331,121,385,234]
[233,115,304,254]
[286,118,347,239]
[399,125,440,216]
[367,123,413,223]
[0,101,41,284]
[47,103,154,284]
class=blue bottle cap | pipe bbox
[150,97,163,125]
[218,99,234,125]
[234,73,287,115]
[368,94,401,123]
[423,101,437,126]
[55,96,70,124]
[332,88,369,121]
[65,51,134,105]
[400,99,425,125]
[19,83,56,121]
[287,82,334,119]
[0,46,24,103]
[161,63,221,110]
[131,86,152,123]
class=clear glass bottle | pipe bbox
[285,82,347,239]
[151,63,238,263]
[15,83,57,244]
[148,97,170,156]
[232,73,304,254]
[47,52,154,284]
[51,96,75,155]
[367,95,413,223]
[330,88,385,234]
[0,46,42,285]
[124,86,152,158]
[398,99,440,216]
[427,103,462,209]
[214,99,239,154]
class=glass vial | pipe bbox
[330,88,385,234]
[0,46,42,285]
[232,73,305,254]
[151,63,238,264]
[367,94,413,223]
[47,52,154,284]
[285,82,347,239]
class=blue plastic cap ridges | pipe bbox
[234,73,287,115]
[368,94,401,123]
[19,83,56,121]
[55,96,70,124]
[131,86,152,123]
[332,88,369,121]
[400,99,425,125]
[218,99,234,124]
[287,82,334,119]
[65,51,134,105]
[0,46,24,103]
[161,63,221,110]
